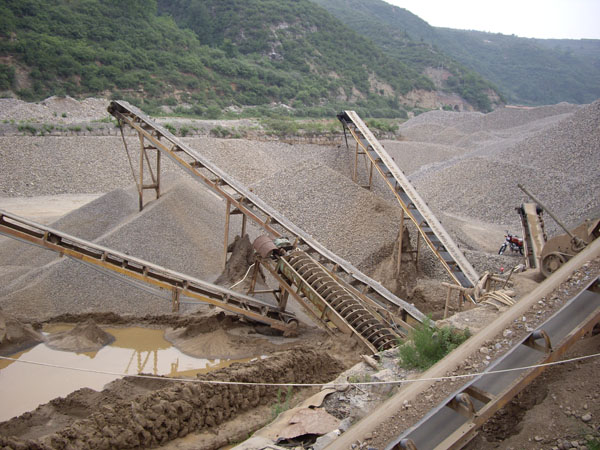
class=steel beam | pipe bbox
[337,111,478,289]
[108,101,425,325]
[386,275,600,450]
[0,210,297,332]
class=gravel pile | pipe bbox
[393,100,599,237]
[1,97,599,319]
[0,176,251,319]
[183,136,353,187]
[0,96,110,124]
[250,159,403,271]
[0,136,148,196]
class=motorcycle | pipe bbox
[498,232,524,255]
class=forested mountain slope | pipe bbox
[310,0,499,111]
[0,0,500,117]
[313,0,600,106]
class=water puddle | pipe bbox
[0,325,255,422]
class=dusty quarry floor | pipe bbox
[0,97,599,449]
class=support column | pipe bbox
[397,212,405,276]
[353,141,359,183]
[223,199,231,269]
[138,134,145,211]
[171,287,180,312]
[416,232,421,268]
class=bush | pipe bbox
[210,126,230,138]
[398,317,470,370]
[0,64,15,90]
[262,119,298,136]
[18,123,37,135]
[271,386,293,419]
[366,119,399,133]
[205,105,221,119]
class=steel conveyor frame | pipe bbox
[0,209,298,332]
[108,101,425,326]
[337,111,479,289]
[387,275,600,450]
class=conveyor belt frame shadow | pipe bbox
[108,101,425,330]
[337,111,479,290]
[387,275,600,450]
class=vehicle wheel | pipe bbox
[541,252,566,278]
[519,246,524,255]
[498,244,506,255]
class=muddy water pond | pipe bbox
[0,325,256,422]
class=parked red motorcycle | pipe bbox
[498,232,524,255]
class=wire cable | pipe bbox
[1,352,598,388]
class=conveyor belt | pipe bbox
[108,101,425,325]
[518,203,546,270]
[0,210,298,332]
[387,275,600,450]
[337,111,479,289]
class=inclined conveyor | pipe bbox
[108,101,425,332]
[0,209,298,332]
[337,111,479,290]
[387,275,600,449]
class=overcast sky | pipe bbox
[386,0,600,40]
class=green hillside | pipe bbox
[434,30,600,105]
[311,0,499,111]
[0,0,459,118]
[313,0,600,106]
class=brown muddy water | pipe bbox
[0,325,257,422]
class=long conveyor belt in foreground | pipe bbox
[0,209,298,332]
[337,111,479,289]
[387,275,600,449]
[108,101,425,327]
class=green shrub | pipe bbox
[18,124,37,135]
[205,105,221,119]
[366,119,399,133]
[398,317,470,370]
[262,119,298,136]
[210,125,231,138]
[271,386,293,419]
[164,123,176,134]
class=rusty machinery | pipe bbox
[517,184,600,277]
[105,101,427,353]
[251,235,402,353]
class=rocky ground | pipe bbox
[0,96,599,449]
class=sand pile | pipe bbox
[0,176,252,320]
[0,97,110,124]
[214,234,256,288]
[0,310,45,355]
[387,101,599,239]
[251,159,404,272]
[46,320,114,352]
